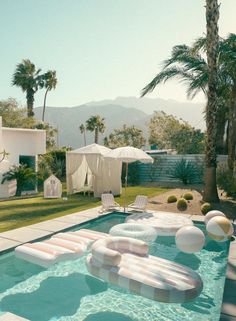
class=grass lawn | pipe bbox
[0,186,168,233]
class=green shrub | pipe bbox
[217,163,236,198]
[177,198,188,211]
[183,192,193,200]
[1,164,37,196]
[171,158,201,184]
[38,147,69,182]
[167,195,177,203]
[201,202,212,215]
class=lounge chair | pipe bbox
[101,193,120,212]
[127,195,148,212]
[86,236,203,303]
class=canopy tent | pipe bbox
[66,144,122,197]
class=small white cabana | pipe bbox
[44,175,62,199]
[66,144,122,197]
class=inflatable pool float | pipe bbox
[109,223,157,242]
[15,229,107,268]
[86,236,203,303]
[126,212,193,236]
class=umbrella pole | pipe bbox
[124,162,128,212]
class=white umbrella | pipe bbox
[105,146,153,211]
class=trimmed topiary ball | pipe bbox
[183,192,193,201]
[201,202,212,215]
[167,195,177,203]
[177,198,188,211]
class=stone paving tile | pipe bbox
[71,207,100,217]
[29,220,77,232]
[191,215,205,222]
[220,313,236,321]
[0,238,21,252]
[221,279,236,317]
[221,303,236,318]
[226,261,236,281]
[69,212,99,219]
[53,215,95,225]
[0,227,52,243]
[0,312,29,320]
[229,242,236,259]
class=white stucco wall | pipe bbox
[0,116,46,197]
[2,127,46,165]
[0,117,3,152]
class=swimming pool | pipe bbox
[0,213,229,321]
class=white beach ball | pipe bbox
[175,226,205,253]
[206,216,234,242]
[204,210,226,225]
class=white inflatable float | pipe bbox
[126,212,193,236]
[15,229,107,268]
[87,236,203,303]
[109,223,157,242]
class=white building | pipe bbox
[0,116,46,198]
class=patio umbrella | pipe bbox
[105,146,153,211]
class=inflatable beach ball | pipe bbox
[206,216,233,242]
[204,210,226,225]
[175,226,205,254]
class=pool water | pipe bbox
[0,213,229,321]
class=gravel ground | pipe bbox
[146,187,236,221]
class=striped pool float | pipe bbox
[15,229,107,268]
[86,236,203,303]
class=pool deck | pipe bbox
[0,208,235,321]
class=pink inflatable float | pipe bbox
[15,229,107,268]
[126,212,193,236]
[86,236,203,303]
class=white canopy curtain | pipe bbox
[66,144,122,197]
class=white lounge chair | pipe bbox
[127,195,148,212]
[101,193,120,212]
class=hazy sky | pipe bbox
[1,0,236,108]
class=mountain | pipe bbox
[87,96,206,128]
[34,97,205,148]
[34,104,150,148]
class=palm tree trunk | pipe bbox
[26,89,35,117]
[203,0,220,203]
[216,108,227,154]
[227,85,236,171]
[95,128,98,144]
[84,131,87,146]
[42,87,49,122]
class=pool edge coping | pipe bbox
[0,209,235,320]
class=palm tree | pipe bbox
[12,59,43,117]
[142,33,236,166]
[42,70,57,122]
[203,0,220,202]
[86,115,105,144]
[79,124,87,146]
[217,34,236,170]
[141,39,230,154]
[141,1,220,201]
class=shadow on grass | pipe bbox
[0,203,99,223]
